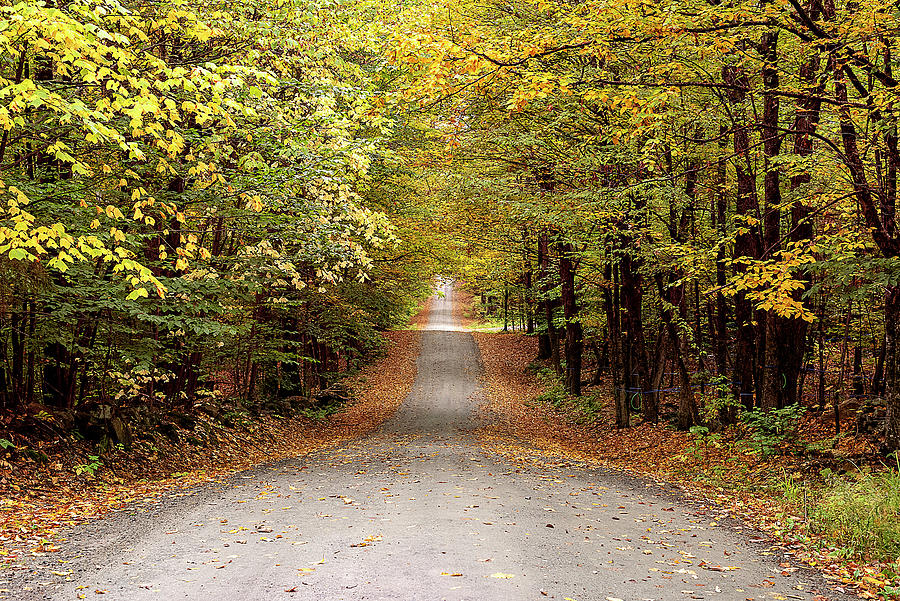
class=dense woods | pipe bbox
[0,0,436,442]
[391,0,900,453]
[2,0,900,455]
[2,1,900,594]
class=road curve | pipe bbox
[12,283,847,601]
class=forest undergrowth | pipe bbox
[474,329,900,600]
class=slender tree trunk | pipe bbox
[759,28,785,411]
[524,229,535,334]
[503,285,509,333]
[834,304,853,435]
[781,4,823,407]
[724,64,762,410]
[818,305,827,412]
[656,275,698,429]
[884,286,900,450]
[536,232,552,359]
[606,262,629,428]
[713,125,731,401]
[852,345,864,398]
[621,252,653,421]
[591,341,608,385]
[558,241,582,396]
[873,340,886,396]
[542,233,562,375]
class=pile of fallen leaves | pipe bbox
[473,330,896,600]
[0,328,422,563]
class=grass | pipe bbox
[810,461,900,563]
[465,298,529,332]
[467,313,515,332]
[774,457,900,570]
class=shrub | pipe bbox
[740,403,807,457]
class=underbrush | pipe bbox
[779,460,900,569]
[297,398,345,420]
[530,364,603,423]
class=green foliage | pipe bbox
[0,0,441,420]
[740,404,807,458]
[679,425,730,478]
[533,366,566,403]
[74,455,103,477]
[781,462,900,565]
[696,374,741,424]
[533,365,602,422]
[298,402,344,421]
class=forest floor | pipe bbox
[0,312,425,565]
[473,330,897,600]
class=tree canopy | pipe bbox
[2,0,900,453]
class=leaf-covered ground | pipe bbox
[0,329,422,564]
[473,331,896,600]
[452,288,478,329]
[409,294,434,329]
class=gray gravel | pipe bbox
[7,284,850,601]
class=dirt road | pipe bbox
[12,284,845,600]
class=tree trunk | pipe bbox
[558,242,582,397]
[713,125,731,396]
[543,234,562,375]
[724,64,761,410]
[884,286,900,451]
[605,263,630,428]
[503,285,509,332]
[852,345,864,398]
[536,232,552,359]
[656,275,698,429]
[621,252,653,421]
[759,28,784,411]
[781,1,823,408]
[524,229,535,334]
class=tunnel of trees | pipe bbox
[0,0,899,454]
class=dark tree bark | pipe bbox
[605,262,630,428]
[780,15,825,408]
[724,64,762,410]
[621,250,654,422]
[885,287,900,449]
[558,241,583,397]
[540,232,562,375]
[524,228,535,334]
[759,28,785,411]
[834,56,900,451]
[713,125,731,388]
[536,233,552,360]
